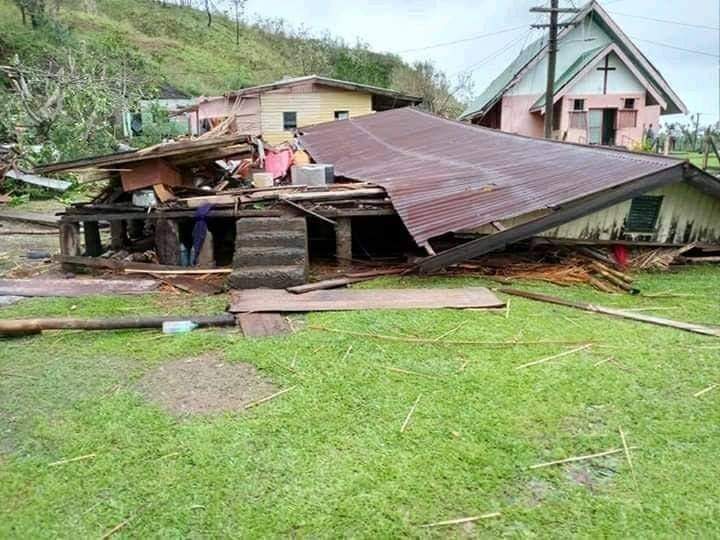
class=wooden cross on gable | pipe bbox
[597,55,616,94]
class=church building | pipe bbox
[460,1,687,149]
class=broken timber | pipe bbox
[499,287,720,337]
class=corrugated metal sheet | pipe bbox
[300,107,683,245]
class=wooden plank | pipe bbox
[418,165,687,273]
[498,287,720,337]
[282,199,337,226]
[60,209,284,223]
[0,278,159,297]
[0,209,59,227]
[239,313,291,337]
[230,287,504,313]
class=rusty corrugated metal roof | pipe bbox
[300,107,683,245]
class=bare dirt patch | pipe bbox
[135,354,278,416]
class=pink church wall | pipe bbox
[500,95,544,138]
[500,93,661,149]
[561,93,660,148]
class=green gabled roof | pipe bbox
[459,36,546,121]
[530,46,606,111]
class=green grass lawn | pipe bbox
[1,268,719,537]
[673,151,720,172]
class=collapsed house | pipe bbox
[39,107,720,288]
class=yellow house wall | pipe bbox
[469,182,720,243]
[260,87,373,144]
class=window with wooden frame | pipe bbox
[573,99,585,111]
[617,110,638,129]
[282,111,297,131]
[568,99,587,129]
[623,98,636,110]
[626,195,663,233]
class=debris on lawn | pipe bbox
[244,386,295,410]
[514,344,593,370]
[0,277,159,297]
[529,447,635,469]
[419,512,502,528]
[400,394,422,432]
[693,384,718,398]
[47,453,96,467]
[499,288,720,337]
[229,287,505,313]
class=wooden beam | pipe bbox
[155,219,181,266]
[418,165,686,273]
[59,222,80,257]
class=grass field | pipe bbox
[1,268,719,537]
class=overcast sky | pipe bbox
[242,0,720,126]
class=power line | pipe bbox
[396,25,528,54]
[609,11,719,31]
[457,30,534,75]
[630,37,720,58]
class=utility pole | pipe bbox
[693,112,702,152]
[531,2,580,139]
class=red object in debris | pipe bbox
[264,148,294,179]
[613,245,629,267]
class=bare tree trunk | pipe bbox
[204,0,211,27]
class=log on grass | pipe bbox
[0,314,237,336]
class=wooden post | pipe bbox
[702,129,711,170]
[335,217,352,266]
[59,222,80,271]
[83,221,102,257]
[110,220,127,250]
[155,218,181,265]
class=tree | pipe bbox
[391,61,474,119]
[13,0,46,27]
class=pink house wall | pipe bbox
[190,96,261,135]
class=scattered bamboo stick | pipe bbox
[341,345,353,361]
[515,344,592,370]
[420,512,501,528]
[101,503,150,539]
[244,386,296,409]
[400,394,422,432]
[693,383,718,397]
[432,323,466,342]
[386,366,438,379]
[310,326,595,348]
[48,453,95,467]
[505,298,511,319]
[529,447,636,469]
[619,427,639,491]
[499,288,720,338]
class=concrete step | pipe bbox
[235,217,307,235]
[227,265,307,289]
[235,230,307,249]
[232,246,307,268]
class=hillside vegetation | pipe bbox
[0,0,466,163]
